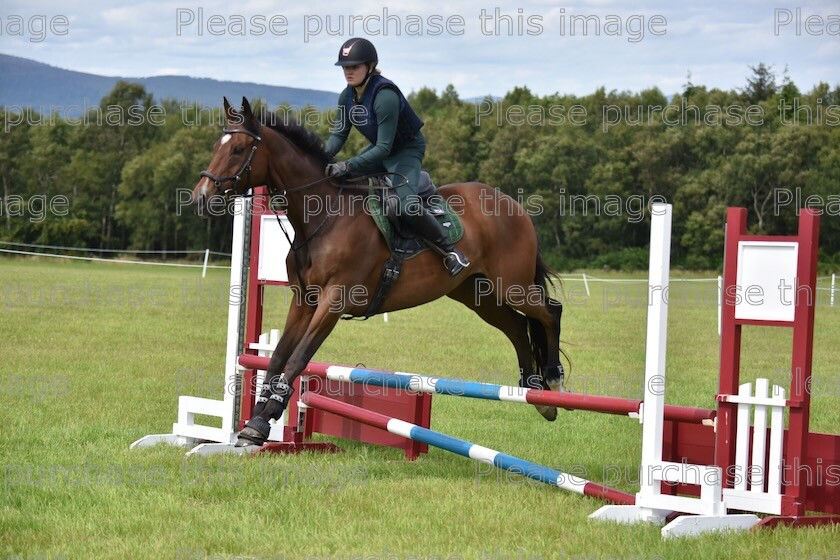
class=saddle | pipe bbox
[345,171,464,320]
[372,171,463,256]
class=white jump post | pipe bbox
[590,204,826,537]
[131,197,251,453]
[132,193,302,456]
[590,204,743,535]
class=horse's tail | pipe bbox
[534,249,562,302]
[526,249,566,383]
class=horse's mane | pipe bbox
[254,111,332,166]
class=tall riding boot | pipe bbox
[403,209,470,276]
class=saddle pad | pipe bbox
[369,191,464,259]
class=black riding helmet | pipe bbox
[335,38,378,67]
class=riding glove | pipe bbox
[325,161,352,177]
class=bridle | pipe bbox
[199,127,409,197]
[199,128,261,196]
[197,122,412,293]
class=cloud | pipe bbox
[0,0,836,99]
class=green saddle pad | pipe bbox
[368,190,464,258]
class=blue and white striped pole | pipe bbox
[236,356,715,424]
[301,392,635,505]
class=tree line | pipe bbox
[1,64,838,271]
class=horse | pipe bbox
[193,97,565,447]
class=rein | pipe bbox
[271,186,345,295]
[199,128,409,196]
[200,126,408,294]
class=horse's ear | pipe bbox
[240,97,259,132]
[223,97,240,126]
[241,97,253,119]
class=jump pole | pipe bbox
[238,355,715,425]
[301,392,635,505]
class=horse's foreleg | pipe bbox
[236,296,342,447]
[251,299,314,418]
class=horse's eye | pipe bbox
[233,146,244,155]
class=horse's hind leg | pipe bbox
[513,296,564,390]
[489,272,565,392]
[539,298,564,391]
[447,279,558,421]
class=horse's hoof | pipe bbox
[235,427,267,447]
[544,377,574,412]
[545,378,566,393]
[535,404,558,422]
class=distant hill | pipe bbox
[0,53,338,116]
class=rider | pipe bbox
[324,37,470,276]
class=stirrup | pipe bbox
[443,250,470,276]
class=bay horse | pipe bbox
[193,98,565,447]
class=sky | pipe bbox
[1,0,838,100]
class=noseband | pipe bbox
[199,128,261,196]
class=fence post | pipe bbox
[202,249,210,278]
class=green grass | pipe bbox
[1,258,838,559]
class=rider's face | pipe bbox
[343,64,368,88]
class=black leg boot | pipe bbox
[235,381,295,447]
[403,209,470,276]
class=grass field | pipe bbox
[1,258,839,560]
